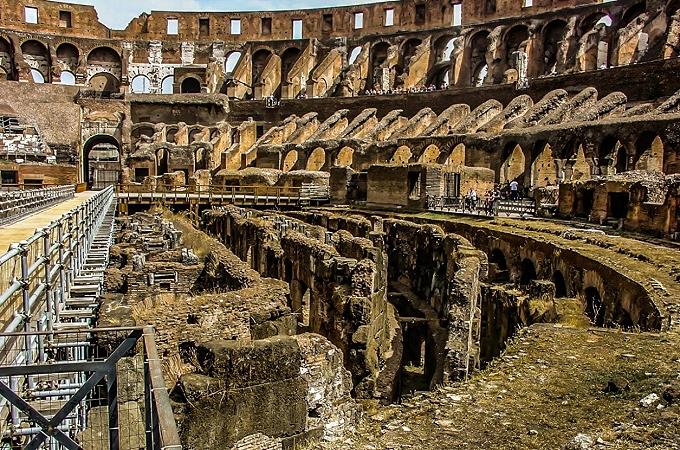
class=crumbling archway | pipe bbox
[282,150,299,172]
[488,249,509,282]
[552,271,568,297]
[0,37,15,81]
[83,134,120,189]
[419,145,440,164]
[306,147,326,171]
[390,146,413,164]
[180,77,201,94]
[519,258,537,285]
[334,147,354,167]
[21,40,50,82]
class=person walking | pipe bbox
[509,180,519,200]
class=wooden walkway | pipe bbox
[0,191,98,253]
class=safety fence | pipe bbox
[427,196,537,217]
[0,185,75,226]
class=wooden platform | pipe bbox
[0,191,98,253]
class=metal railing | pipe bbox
[427,196,537,217]
[0,327,181,450]
[0,185,75,226]
[116,183,330,206]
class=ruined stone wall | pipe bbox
[202,206,402,401]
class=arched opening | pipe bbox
[280,47,301,85]
[552,271,568,298]
[56,43,79,74]
[30,69,44,83]
[0,37,15,81]
[306,147,326,171]
[433,35,456,64]
[615,145,629,173]
[161,76,174,94]
[252,49,273,85]
[519,258,537,285]
[530,141,556,188]
[500,143,525,184]
[370,42,390,89]
[621,2,646,28]
[488,249,509,282]
[290,279,310,329]
[580,13,613,35]
[157,148,169,175]
[504,25,529,74]
[443,143,465,167]
[21,40,50,83]
[397,38,422,84]
[282,150,298,172]
[334,147,354,167]
[224,51,242,74]
[348,46,362,65]
[180,77,201,94]
[584,286,605,326]
[598,135,620,172]
[195,148,207,171]
[87,72,120,93]
[59,71,76,85]
[468,31,489,86]
[83,135,120,189]
[633,131,657,169]
[131,75,151,93]
[419,144,440,164]
[390,146,412,164]
[542,20,567,75]
[87,47,122,90]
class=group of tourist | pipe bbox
[461,180,524,215]
[361,83,448,96]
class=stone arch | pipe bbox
[282,150,299,172]
[519,258,537,285]
[83,134,120,187]
[597,135,621,173]
[542,20,568,75]
[584,286,605,326]
[224,51,242,73]
[499,143,525,184]
[433,35,456,63]
[87,46,122,79]
[579,12,613,35]
[633,133,663,171]
[552,270,568,298]
[21,40,50,82]
[195,147,207,170]
[30,69,45,83]
[503,25,529,75]
[334,146,354,167]
[157,148,169,175]
[419,144,441,164]
[466,30,490,86]
[306,147,326,171]
[370,42,391,88]
[59,71,76,85]
[0,36,15,81]
[488,248,509,282]
[252,48,273,83]
[530,142,557,188]
[441,143,465,167]
[390,145,413,164]
[131,74,151,93]
[280,47,301,82]
[56,43,79,78]
[180,77,201,93]
[161,76,174,94]
[87,72,119,93]
[348,46,362,65]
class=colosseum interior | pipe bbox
[0,0,679,448]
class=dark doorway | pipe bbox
[180,77,201,93]
[608,192,629,219]
[489,249,509,283]
[519,259,537,285]
[552,271,568,298]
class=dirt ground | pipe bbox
[323,324,680,450]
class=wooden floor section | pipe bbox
[0,192,98,253]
